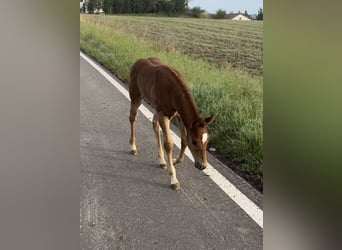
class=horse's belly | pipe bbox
[137,73,176,117]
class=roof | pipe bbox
[226,13,251,20]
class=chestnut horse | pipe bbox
[129,57,213,190]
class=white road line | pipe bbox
[80,52,263,228]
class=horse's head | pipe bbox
[187,116,214,170]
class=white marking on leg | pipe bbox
[159,157,166,165]
[202,132,208,144]
[131,144,137,151]
[170,175,178,185]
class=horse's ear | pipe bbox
[204,115,214,124]
[191,118,205,128]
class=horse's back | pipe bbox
[129,58,186,115]
[130,58,161,79]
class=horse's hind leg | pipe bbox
[129,100,141,155]
[152,112,167,168]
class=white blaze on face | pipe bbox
[202,133,208,144]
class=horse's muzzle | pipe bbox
[194,161,206,170]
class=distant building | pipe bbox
[80,0,104,14]
[80,0,85,10]
[226,13,251,21]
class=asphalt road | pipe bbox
[80,54,263,250]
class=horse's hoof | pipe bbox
[171,183,180,190]
[130,150,137,155]
[174,159,183,165]
[195,162,206,170]
[159,163,167,169]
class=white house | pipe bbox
[227,13,251,21]
[80,0,104,14]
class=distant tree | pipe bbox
[143,0,158,13]
[111,0,128,13]
[87,0,103,14]
[126,0,145,13]
[174,0,186,13]
[87,0,95,14]
[99,0,187,15]
[256,8,263,20]
[103,0,113,14]
[214,8,226,19]
[191,6,202,18]
[244,10,249,18]
[156,0,169,14]
[184,0,189,11]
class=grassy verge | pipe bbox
[80,17,263,189]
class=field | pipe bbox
[80,15,263,190]
[81,15,263,76]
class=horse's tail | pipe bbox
[129,59,141,86]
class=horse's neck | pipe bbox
[166,66,200,128]
[175,93,200,129]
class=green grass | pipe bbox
[80,15,263,189]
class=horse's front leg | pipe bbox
[158,114,180,190]
[152,112,166,169]
[174,115,187,165]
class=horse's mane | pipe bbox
[166,65,191,95]
[165,65,200,117]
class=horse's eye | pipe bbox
[192,140,197,146]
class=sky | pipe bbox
[188,0,263,15]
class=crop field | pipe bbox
[81,15,263,76]
[80,15,263,191]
